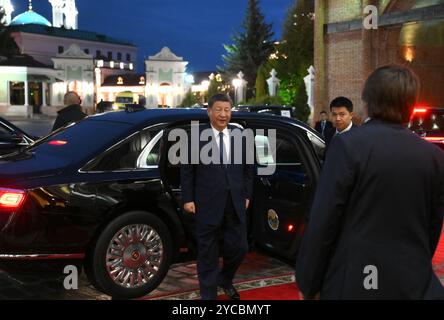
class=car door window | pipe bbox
[137,130,163,168]
[89,126,164,171]
[0,123,12,135]
[0,123,25,146]
[306,131,325,163]
[255,133,303,168]
[255,135,275,165]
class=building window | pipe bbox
[126,53,131,62]
[84,49,90,54]
[10,82,25,105]
[58,46,64,54]
[96,50,101,58]
[117,52,122,61]
[108,51,113,60]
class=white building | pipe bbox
[145,47,188,108]
[0,0,138,117]
[0,1,198,117]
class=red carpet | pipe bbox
[432,227,444,278]
[145,227,444,300]
[432,227,444,266]
[219,282,300,300]
[145,273,297,300]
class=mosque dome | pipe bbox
[10,6,52,27]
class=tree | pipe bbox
[206,76,220,100]
[278,0,314,77]
[221,0,275,93]
[179,89,201,108]
[293,81,310,121]
[275,0,314,122]
[255,63,269,99]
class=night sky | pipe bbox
[12,0,295,72]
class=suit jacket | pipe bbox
[180,124,254,226]
[315,120,333,137]
[324,124,358,147]
[52,104,87,131]
[296,119,444,299]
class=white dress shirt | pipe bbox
[336,121,354,135]
[211,124,230,162]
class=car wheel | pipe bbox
[85,211,173,299]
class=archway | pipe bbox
[158,82,172,108]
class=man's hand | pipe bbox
[183,202,196,214]
[245,199,250,209]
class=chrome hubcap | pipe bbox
[106,224,163,289]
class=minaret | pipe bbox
[63,0,78,30]
[0,0,13,25]
[49,0,65,28]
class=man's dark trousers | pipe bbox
[196,192,248,300]
[180,124,253,300]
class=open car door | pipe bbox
[246,121,319,261]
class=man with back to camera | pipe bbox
[324,97,357,147]
[52,91,87,131]
[180,94,254,300]
[296,65,444,300]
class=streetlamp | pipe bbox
[201,80,210,91]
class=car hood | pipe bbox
[0,151,68,183]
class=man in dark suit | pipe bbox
[296,65,444,299]
[324,97,357,147]
[52,91,87,131]
[180,94,253,300]
[315,111,333,138]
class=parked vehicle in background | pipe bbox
[113,91,144,111]
[234,105,296,118]
[409,107,444,151]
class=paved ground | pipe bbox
[4,116,55,138]
[0,252,294,300]
[1,252,443,300]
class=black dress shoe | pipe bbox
[221,285,240,300]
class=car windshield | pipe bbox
[22,120,132,163]
[409,110,444,135]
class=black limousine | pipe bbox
[0,108,325,298]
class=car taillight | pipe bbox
[424,137,444,144]
[413,108,428,114]
[0,188,26,209]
